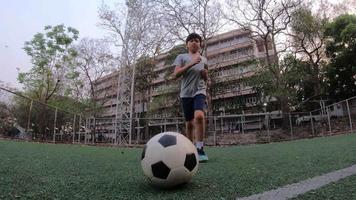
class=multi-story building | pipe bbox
[93,70,147,118]
[93,70,120,118]
[93,28,276,136]
[149,28,275,118]
[206,28,275,115]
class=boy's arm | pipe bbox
[173,56,201,79]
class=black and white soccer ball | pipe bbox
[141,132,199,188]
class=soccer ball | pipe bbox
[141,132,199,188]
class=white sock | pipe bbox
[196,141,203,149]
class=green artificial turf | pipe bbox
[292,175,356,200]
[1,134,356,200]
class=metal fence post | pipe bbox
[310,112,315,137]
[93,118,95,144]
[78,115,81,143]
[220,113,223,135]
[214,116,217,146]
[85,118,88,144]
[176,118,179,132]
[112,118,115,144]
[326,107,332,135]
[26,100,33,133]
[267,113,270,142]
[129,118,132,145]
[73,114,76,143]
[53,108,57,143]
[242,111,245,135]
[164,118,167,132]
[289,113,293,139]
[346,99,353,134]
[137,118,140,144]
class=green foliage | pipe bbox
[0,102,15,135]
[18,24,79,103]
[324,14,356,101]
[291,7,327,39]
[135,56,157,94]
[245,55,309,111]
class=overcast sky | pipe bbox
[0,0,112,89]
[0,0,350,90]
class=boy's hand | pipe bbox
[189,56,201,67]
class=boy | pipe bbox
[172,33,208,162]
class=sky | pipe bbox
[0,0,112,89]
[0,0,350,90]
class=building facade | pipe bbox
[149,28,275,119]
[93,28,276,136]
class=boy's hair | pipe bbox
[185,33,202,44]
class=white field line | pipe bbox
[236,164,356,200]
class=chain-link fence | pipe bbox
[1,87,355,146]
[0,87,87,143]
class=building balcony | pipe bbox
[151,86,179,97]
[206,29,251,44]
[208,54,256,70]
[149,100,177,111]
[154,63,173,72]
[152,77,166,84]
[214,71,256,83]
[212,88,255,100]
[207,40,254,57]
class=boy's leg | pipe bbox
[181,98,194,142]
[194,94,208,162]
[194,110,205,142]
[185,120,194,142]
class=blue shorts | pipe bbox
[181,94,206,121]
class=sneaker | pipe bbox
[197,147,208,162]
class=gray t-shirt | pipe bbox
[173,53,207,98]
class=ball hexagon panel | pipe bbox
[141,159,153,178]
[162,142,186,169]
[143,140,164,165]
[167,166,192,186]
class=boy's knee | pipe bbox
[194,112,204,122]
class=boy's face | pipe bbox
[186,38,201,53]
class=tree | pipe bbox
[99,0,171,143]
[134,55,158,139]
[246,54,308,111]
[290,6,328,100]
[154,0,225,54]
[18,24,79,103]
[17,24,79,139]
[74,38,116,116]
[135,55,157,114]
[0,100,15,137]
[225,0,302,113]
[324,14,356,101]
